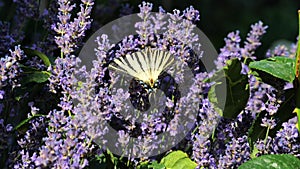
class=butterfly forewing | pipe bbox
[136,49,151,80]
[113,57,136,76]
[127,52,146,79]
[157,51,174,74]
[109,48,174,86]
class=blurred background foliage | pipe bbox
[146,0,300,57]
[0,0,299,57]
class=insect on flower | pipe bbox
[109,47,174,88]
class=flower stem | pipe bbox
[293,10,300,132]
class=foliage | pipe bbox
[239,154,300,169]
[0,1,299,169]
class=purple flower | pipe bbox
[217,135,250,168]
[48,56,81,94]
[183,6,200,22]
[13,0,39,19]
[0,90,5,100]
[165,98,174,108]
[266,45,289,58]
[216,21,267,69]
[53,0,94,56]
[241,21,268,59]
[261,117,276,129]
[71,2,215,161]
[0,45,25,89]
[255,117,300,158]
[25,56,47,70]
[12,103,47,168]
[246,76,278,116]
[138,1,153,19]
[215,31,241,69]
[34,110,93,168]
[192,134,217,168]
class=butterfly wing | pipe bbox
[109,48,174,85]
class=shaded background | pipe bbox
[122,0,300,58]
[1,0,299,57]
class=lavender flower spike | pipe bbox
[241,21,268,59]
[53,0,94,56]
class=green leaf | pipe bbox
[21,71,50,84]
[239,154,300,169]
[19,64,40,72]
[294,108,300,131]
[19,65,51,84]
[148,161,165,169]
[89,153,114,169]
[137,161,165,169]
[160,151,197,169]
[267,56,294,64]
[249,56,295,83]
[223,59,249,118]
[23,48,51,67]
[250,146,259,159]
[209,58,249,119]
[208,82,223,116]
[137,161,150,169]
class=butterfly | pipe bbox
[109,48,174,88]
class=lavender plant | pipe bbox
[0,1,299,169]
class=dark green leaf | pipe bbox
[23,48,51,67]
[21,71,50,84]
[13,82,44,101]
[19,64,39,72]
[137,161,150,169]
[14,114,44,131]
[223,59,249,118]
[270,89,296,136]
[249,56,295,83]
[247,110,267,152]
[209,58,249,119]
[89,153,114,169]
[160,151,197,169]
[239,154,300,169]
[251,70,287,90]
